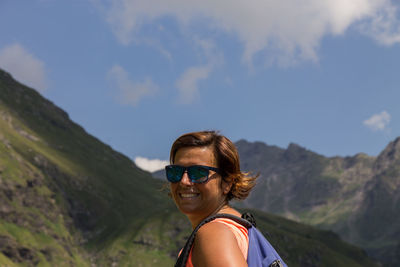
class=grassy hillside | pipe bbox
[0,69,379,266]
[0,69,175,265]
[242,209,377,267]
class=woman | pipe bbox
[166,131,258,267]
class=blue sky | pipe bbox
[1,0,400,172]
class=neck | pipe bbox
[187,202,236,229]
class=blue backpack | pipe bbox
[175,213,287,267]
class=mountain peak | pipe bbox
[283,142,322,163]
[375,137,400,170]
[287,142,305,151]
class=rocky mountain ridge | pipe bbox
[236,138,400,266]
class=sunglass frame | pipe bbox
[165,165,221,184]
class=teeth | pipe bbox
[180,193,198,198]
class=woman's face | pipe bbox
[170,146,230,219]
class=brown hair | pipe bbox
[170,130,258,201]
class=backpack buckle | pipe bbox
[270,259,284,267]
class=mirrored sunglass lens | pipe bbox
[166,166,183,182]
[189,166,209,183]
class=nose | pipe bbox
[180,170,193,185]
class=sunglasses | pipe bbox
[165,165,221,184]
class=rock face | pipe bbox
[236,139,400,266]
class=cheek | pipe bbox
[204,180,224,196]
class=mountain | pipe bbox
[152,169,165,180]
[0,68,378,266]
[0,69,178,266]
[236,139,400,266]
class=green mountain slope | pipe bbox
[0,69,175,266]
[0,68,378,266]
[236,139,400,266]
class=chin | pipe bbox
[176,204,199,215]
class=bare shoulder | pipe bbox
[198,220,234,238]
[192,221,247,267]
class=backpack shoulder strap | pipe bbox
[214,214,287,267]
[174,213,253,267]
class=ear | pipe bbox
[221,178,233,195]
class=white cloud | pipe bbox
[175,38,222,103]
[97,0,400,65]
[0,43,48,91]
[108,65,158,106]
[134,156,169,172]
[363,111,391,131]
[359,2,400,45]
[175,65,212,103]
